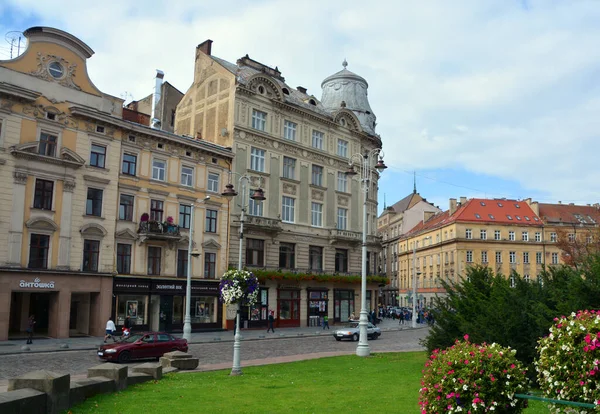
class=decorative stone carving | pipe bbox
[22,103,77,128]
[30,53,81,91]
[63,180,76,192]
[337,195,349,207]
[246,75,284,101]
[279,143,301,156]
[0,98,15,113]
[13,171,28,185]
[311,190,324,201]
[282,183,297,195]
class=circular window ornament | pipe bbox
[48,62,64,79]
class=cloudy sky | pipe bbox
[1,0,599,213]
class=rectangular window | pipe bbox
[82,239,100,272]
[480,230,487,240]
[86,188,103,216]
[279,242,295,269]
[283,120,297,141]
[535,232,541,242]
[568,233,575,243]
[312,130,324,150]
[523,252,529,264]
[28,234,50,269]
[119,194,134,221]
[250,147,266,172]
[33,179,53,210]
[39,132,57,157]
[283,156,296,179]
[550,232,557,242]
[337,139,348,157]
[152,159,166,181]
[551,252,559,264]
[148,246,162,275]
[335,249,348,273]
[309,246,323,271]
[181,166,194,187]
[509,251,516,264]
[207,172,219,193]
[337,207,348,230]
[177,249,188,278]
[522,232,529,241]
[494,230,501,240]
[150,199,164,222]
[282,196,295,223]
[536,252,542,264]
[179,204,191,229]
[481,251,488,263]
[246,238,264,266]
[116,244,131,274]
[252,109,266,131]
[337,172,347,192]
[205,209,218,233]
[311,202,323,227]
[122,153,137,176]
[204,252,216,278]
[90,144,106,168]
[509,231,515,241]
[248,189,264,216]
[311,165,323,186]
[466,250,473,263]
[495,251,502,263]
[465,229,472,239]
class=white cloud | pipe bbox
[2,0,600,204]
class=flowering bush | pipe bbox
[419,335,528,413]
[166,216,174,224]
[219,269,259,306]
[536,310,600,412]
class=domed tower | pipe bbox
[320,59,377,136]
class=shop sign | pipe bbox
[152,281,185,292]
[114,280,150,292]
[19,277,55,289]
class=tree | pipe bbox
[555,227,600,268]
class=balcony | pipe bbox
[244,215,282,234]
[138,221,182,244]
[329,229,361,245]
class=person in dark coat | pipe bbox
[267,310,275,333]
[26,315,35,344]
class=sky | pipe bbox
[1,0,599,215]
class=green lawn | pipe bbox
[67,352,551,413]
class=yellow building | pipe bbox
[0,27,233,340]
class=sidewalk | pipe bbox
[0,319,427,356]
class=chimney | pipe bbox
[558,201,562,204]
[423,211,436,224]
[459,196,467,205]
[449,198,457,215]
[151,70,164,130]
[530,201,539,215]
[197,39,213,56]
[297,86,307,94]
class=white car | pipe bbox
[333,322,381,341]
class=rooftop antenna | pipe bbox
[413,171,417,194]
[383,193,387,209]
[4,31,26,59]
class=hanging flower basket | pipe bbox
[219,269,259,306]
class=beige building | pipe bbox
[0,27,234,340]
[175,41,385,327]
[377,190,441,306]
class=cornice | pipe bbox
[0,82,42,101]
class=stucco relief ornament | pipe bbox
[30,53,81,91]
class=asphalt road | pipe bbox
[0,328,428,381]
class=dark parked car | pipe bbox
[333,322,381,341]
[97,332,188,363]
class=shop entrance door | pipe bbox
[30,293,50,334]
[159,296,173,332]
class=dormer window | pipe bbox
[309,99,316,106]
[498,202,503,207]
[507,215,513,220]
[258,85,265,95]
[157,143,164,150]
[128,135,136,143]
[46,112,56,121]
[282,88,290,95]
[96,125,105,134]
[480,201,486,206]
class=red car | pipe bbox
[97,332,188,363]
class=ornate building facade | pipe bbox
[175,41,385,327]
[0,27,233,340]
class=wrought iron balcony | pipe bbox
[138,221,182,243]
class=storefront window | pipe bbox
[116,295,148,326]
[250,289,269,321]
[279,290,300,320]
[308,290,328,327]
[334,290,354,322]
[191,296,217,323]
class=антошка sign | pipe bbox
[19,277,55,289]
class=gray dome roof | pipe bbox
[320,60,377,135]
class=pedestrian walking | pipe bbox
[322,315,329,330]
[267,310,275,333]
[104,317,116,343]
[26,315,35,344]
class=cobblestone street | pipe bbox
[0,328,428,383]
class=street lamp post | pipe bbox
[412,235,431,328]
[183,196,210,342]
[345,149,387,357]
[221,174,266,376]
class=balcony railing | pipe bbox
[138,221,182,242]
[244,215,283,234]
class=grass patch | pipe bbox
[67,352,551,413]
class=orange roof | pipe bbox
[405,198,542,237]
[538,203,600,226]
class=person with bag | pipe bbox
[104,317,116,343]
[26,315,35,344]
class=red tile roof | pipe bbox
[538,203,600,225]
